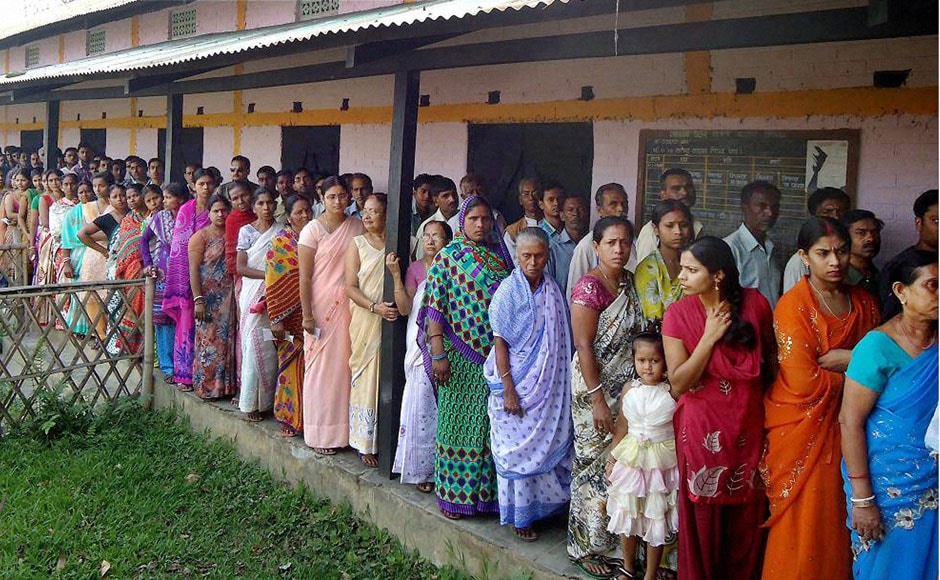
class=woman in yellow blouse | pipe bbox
[634,200,694,328]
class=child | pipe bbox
[606,332,679,580]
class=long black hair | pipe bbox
[687,236,756,349]
[797,216,849,251]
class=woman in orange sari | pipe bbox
[761,217,880,579]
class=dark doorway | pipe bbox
[80,128,107,158]
[467,122,594,223]
[19,130,43,154]
[281,126,341,177]
[157,127,204,167]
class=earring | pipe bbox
[714,279,720,291]
[900,298,907,305]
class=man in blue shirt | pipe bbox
[547,195,589,296]
[724,180,783,307]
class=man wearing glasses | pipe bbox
[219,155,258,199]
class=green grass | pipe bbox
[0,405,469,579]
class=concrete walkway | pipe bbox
[153,382,581,579]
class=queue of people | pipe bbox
[0,142,936,580]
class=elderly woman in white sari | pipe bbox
[236,189,283,421]
[484,227,574,542]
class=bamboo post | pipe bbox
[141,277,155,410]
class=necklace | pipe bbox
[808,278,851,318]
[599,267,625,292]
[897,316,937,351]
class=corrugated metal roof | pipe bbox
[1,0,563,87]
[0,0,136,42]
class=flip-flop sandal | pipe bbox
[246,412,264,423]
[359,453,378,468]
[439,509,462,521]
[415,482,434,493]
[570,556,614,579]
[314,447,337,456]
[512,527,539,542]
[176,385,194,393]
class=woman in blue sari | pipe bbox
[840,249,938,580]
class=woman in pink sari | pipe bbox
[298,176,364,455]
[163,169,215,389]
[662,236,776,579]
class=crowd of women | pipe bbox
[0,147,936,580]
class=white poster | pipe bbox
[805,140,849,192]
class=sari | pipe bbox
[265,228,304,435]
[49,197,77,330]
[634,249,684,326]
[483,268,573,529]
[191,229,237,399]
[34,195,55,287]
[760,279,880,579]
[162,199,209,386]
[417,196,513,517]
[237,223,281,414]
[842,335,938,580]
[34,195,58,324]
[567,273,645,561]
[348,234,385,455]
[59,202,101,335]
[141,209,176,375]
[299,216,364,449]
[108,211,146,355]
[392,272,437,484]
[662,289,773,579]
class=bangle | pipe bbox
[499,370,511,379]
[63,257,71,263]
[430,352,448,361]
[586,385,603,395]
[850,495,876,503]
[428,333,443,340]
[847,474,870,480]
[370,302,376,313]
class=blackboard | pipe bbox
[637,129,860,260]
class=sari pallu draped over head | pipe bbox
[417,196,512,377]
[110,210,146,354]
[265,228,304,435]
[483,268,574,525]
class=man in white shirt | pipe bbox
[781,187,851,293]
[634,168,704,263]
[446,173,506,236]
[503,177,543,266]
[724,180,783,308]
[566,183,637,302]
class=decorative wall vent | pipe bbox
[298,0,339,20]
[86,29,106,56]
[25,46,40,68]
[170,7,198,39]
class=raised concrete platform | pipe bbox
[153,382,581,579]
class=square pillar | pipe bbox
[164,93,184,183]
[378,69,420,478]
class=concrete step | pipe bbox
[153,382,582,579]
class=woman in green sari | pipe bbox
[634,200,693,331]
[418,195,513,520]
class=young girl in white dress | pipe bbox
[605,332,679,580]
